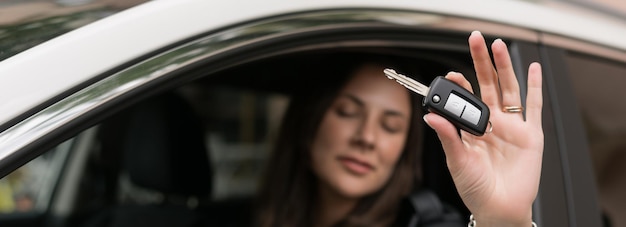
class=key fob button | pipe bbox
[443,93,465,117]
[461,103,481,125]
[432,95,441,103]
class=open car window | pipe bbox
[0,44,489,226]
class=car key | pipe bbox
[383,68,490,136]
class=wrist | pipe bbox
[469,214,536,227]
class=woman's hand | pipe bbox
[423,31,544,227]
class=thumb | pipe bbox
[423,113,467,164]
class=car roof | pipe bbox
[0,0,624,127]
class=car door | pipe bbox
[540,35,626,227]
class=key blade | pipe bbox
[383,68,430,96]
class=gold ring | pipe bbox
[502,106,524,113]
[486,121,493,134]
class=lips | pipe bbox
[338,156,374,175]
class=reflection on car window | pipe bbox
[0,1,149,62]
[0,139,72,214]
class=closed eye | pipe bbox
[382,112,407,133]
[335,94,364,117]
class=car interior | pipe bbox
[2,40,485,227]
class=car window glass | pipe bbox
[567,52,626,227]
[0,139,73,214]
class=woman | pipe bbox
[256,31,543,227]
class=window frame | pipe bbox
[536,44,606,227]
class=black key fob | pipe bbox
[423,76,490,136]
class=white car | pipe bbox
[0,0,625,226]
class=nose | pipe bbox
[351,116,377,151]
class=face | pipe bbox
[310,63,412,199]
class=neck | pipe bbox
[314,184,359,227]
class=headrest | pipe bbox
[121,92,211,197]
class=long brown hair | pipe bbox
[256,53,425,227]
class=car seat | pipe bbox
[85,92,212,227]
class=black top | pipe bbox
[395,189,465,227]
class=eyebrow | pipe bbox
[342,94,407,118]
[343,94,364,107]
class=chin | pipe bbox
[334,179,382,199]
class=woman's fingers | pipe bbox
[469,31,500,106]
[445,71,473,93]
[492,39,523,113]
[423,113,468,171]
[525,62,543,125]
